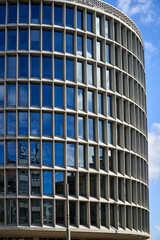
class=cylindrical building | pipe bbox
[0,0,149,239]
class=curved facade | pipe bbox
[0,0,149,239]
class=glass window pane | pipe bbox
[19,200,29,225]
[97,67,102,87]
[19,56,28,78]
[67,143,75,167]
[7,141,16,163]
[98,93,103,114]
[105,19,109,38]
[19,170,28,194]
[90,174,96,197]
[97,41,101,61]
[108,122,112,144]
[66,33,73,54]
[54,31,63,52]
[19,84,28,106]
[43,200,53,225]
[66,8,73,27]
[43,56,52,79]
[55,113,63,137]
[7,84,16,106]
[0,199,4,224]
[79,144,85,168]
[43,4,52,25]
[88,118,94,140]
[67,115,75,138]
[77,36,83,56]
[55,172,64,195]
[55,142,64,166]
[79,173,86,196]
[31,171,41,195]
[7,112,16,135]
[54,85,63,108]
[80,202,86,225]
[87,64,93,85]
[90,202,97,226]
[43,171,52,195]
[106,44,110,63]
[88,91,93,112]
[107,96,111,116]
[67,172,76,195]
[0,5,6,24]
[70,201,76,225]
[0,142,4,164]
[101,203,106,226]
[0,85,4,105]
[7,56,16,78]
[43,84,52,107]
[67,87,74,109]
[8,30,17,50]
[31,200,41,225]
[89,146,95,168]
[54,58,63,80]
[31,56,40,78]
[43,30,52,51]
[106,69,111,90]
[56,200,65,224]
[31,4,40,24]
[87,38,92,58]
[31,29,40,50]
[66,59,74,81]
[31,84,40,107]
[78,89,84,110]
[77,10,82,29]
[77,62,83,82]
[18,141,28,165]
[19,4,29,23]
[43,141,52,165]
[54,6,63,26]
[30,141,40,165]
[100,147,105,170]
[78,117,84,139]
[99,120,103,142]
[0,57,4,78]
[0,113,4,135]
[7,170,16,193]
[7,200,16,225]
[96,17,101,35]
[43,112,52,136]
[30,112,40,136]
[19,29,28,50]
[87,13,92,32]
[19,112,28,135]
[0,30,5,51]
[8,4,17,24]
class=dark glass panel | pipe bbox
[70,201,76,225]
[19,4,29,23]
[31,84,40,107]
[43,30,52,51]
[54,113,63,137]
[55,142,64,166]
[80,202,86,225]
[0,5,6,24]
[30,112,40,136]
[31,29,40,50]
[7,169,16,193]
[56,200,64,224]
[43,171,52,195]
[0,113,4,135]
[0,200,4,224]
[0,171,4,193]
[67,143,75,167]
[54,6,63,26]
[30,141,40,165]
[31,171,41,195]
[7,112,16,135]
[88,118,95,140]
[79,173,86,196]
[89,146,95,169]
[7,84,16,106]
[66,59,74,81]
[31,56,40,78]
[0,30,5,50]
[42,112,52,136]
[54,85,63,108]
[87,13,92,32]
[67,87,74,109]
[7,200,16,225]
[19,56,28,78]
[90,202,97,226]
[43,84,52,107]
[43,4,52,25]
[8,4,17,23]
[101,203,106,226]
[55,171,64,195]
[19,200,29,225]
[19,112,28,135]
[67,115,75,138]
[43,56,52,79]
[0,142,4,164]
[7,56,16,78]
[77,10,82,29]
[43,200,53,225]
[43,141,52,165]
[67,172,76,195]
[19,84,28,106]
[31,199,41,225]
[66,33,73,54]
[31,4,40,24]
[8,30,17,50]
[54,58,63,80]
[18,170,28,194]
[90,174,96,197]
[0,57,4,78]
[19,29,28,50]
[66,8,73,27]
[18,141,28,165]
[54,31,63,52]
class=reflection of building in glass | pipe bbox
[0,0,149,239]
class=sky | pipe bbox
[103,0,160,239]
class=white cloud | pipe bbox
[144,41,157,67]
[155,226,160,231]
[148,123,160,181]
[144,41,157,54]
[117,0,155,23]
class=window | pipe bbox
[67,143,75,167]
[0,57,4,78]
[7,141,16,164]
[54,31,63,52]
[19,29,28,50]
[43,84,52,107]
[30,112,40,136]
[43,30,52,51]
[8,30,17,50]
[99,120,103,142]
[19,112,28,135]
[79,173,86,196]
[77,10,83,29]
[77,35,83,56]
[19,56,28,78]
[90,174,96,197]
[55,113,64,137]
[87,64,93,85]
[31,56,40,78]
[55,171,64,195]
[78,116,84,139]
[43,141,52,165]
[0,142,4,164]
[98,93,103,114]
[30,141,40,165]
[43,4,52,25]
[110,204,115,227]
[100,147,105,170]
[31,84,40,107]
[108,122,112,144]
[31,200,41,225]
[0,5,6,24]
[97,67,102,87]
[66,8,73,27]
[54,6,63,26]
[19,170,28,194]
[88,118,95,141]
[100,175,105,198]
[56,200,65,224]
[87,13,92,32]
[66,59,74,81]
[55,142,64,166]
[101,203,106,226]
[54,58,63,80]
[7,170,16,193]
[18,141,28,165]
[7,200,16,225]
[90,202,97,226]
[89,146,96,168]
[106,69,111,90]
[96,17,101,35]
[67,115,75,138]
[7,84,16,106]
[88,91,94,112]
[87,38,93,58]
[106,44,110,63]
[31,29,40,50]
[107,96,111,116]
[43,200,53,225]
[43,56,52,79]
[80,202,87,225]
[79,144,85,168]
[31,171,41,195]
[97,41,101,61]
[19,3,29,23]
[8,4,17,24]
[105,19,109,38]
[66,33,74,54]
[7,56,16,78]
[0,113,4,135]
[67,172,76,195]
[43,112,52,136]
[19,200,29,225]
[0,85,4,106]
[77,62,83,82]
[54,85,63,108]
[0,30,5,51]
[70,201,76,225]
[7,112,16,135]
[43,171,52,195]
[67,87,74,109]
[31,4,40,24]
[78,89,84,110]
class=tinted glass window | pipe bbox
[54,85,63,108]
[0,5,6,24]
[43,30,52,51]
[19,56,28,78]
[31,200,41,224]
[66,59,74,81]
[79,173,86,196]
[0,113,4,135]
[0,57,4,78]
[88,91,93,112]
[43,57,52,79]
[77,36,83,56]
[54,58,63,80]
[31,171,40,195]
[55,142,64,166]
[99,120,103,142]
[98,93,103,114]
[19,112,28,135]
[19,29,28,50]
[67,87,74,109]
[19,200,29,225]
[66,33,73,54]
[79,144,85,168]
[31,84,40,107]
[55,172,64,195]
[77,10,82,29]
[78,89,84,110]
[42,112,52,136]
[43,200,53,225]
[19,4,29,23]
[87,64,93,85]
[88,118,94,140]
[66,8,73,27]
[43,141,52,165]
[30,141,40,165]
[31,29,40,50]
[8,30,17,50]
[7,84,16,106]
[0,85,4,106]
[67,115,75,138]
[87,13,92,32]
[106,44,110,63]
[67,143,75,167]
[0,142,4,164]
[43,4,52,25]
[96,17,101,35]
[31,4,40,24]
[7,200,16,224]
[54,6,63,26]
[7,112,16,135]
[19,84,28,106]
[80,202,87,225]
[43,84,52,107]
[30,112,40,136]
[54,31,63,52]
[89,146,95,168]
[8,4,17,23]
[43,171,52,195]
[77,62,83,82]
[55,113,63,137]
[18,141,28,165]
[0,30,5,50]
[7,141,16,164]
[87,38,92,58]
[31,56,40,78]
[67,172,76,195]
[19,170,28,194]
[78,117,84,139]
[7,56,16,78]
